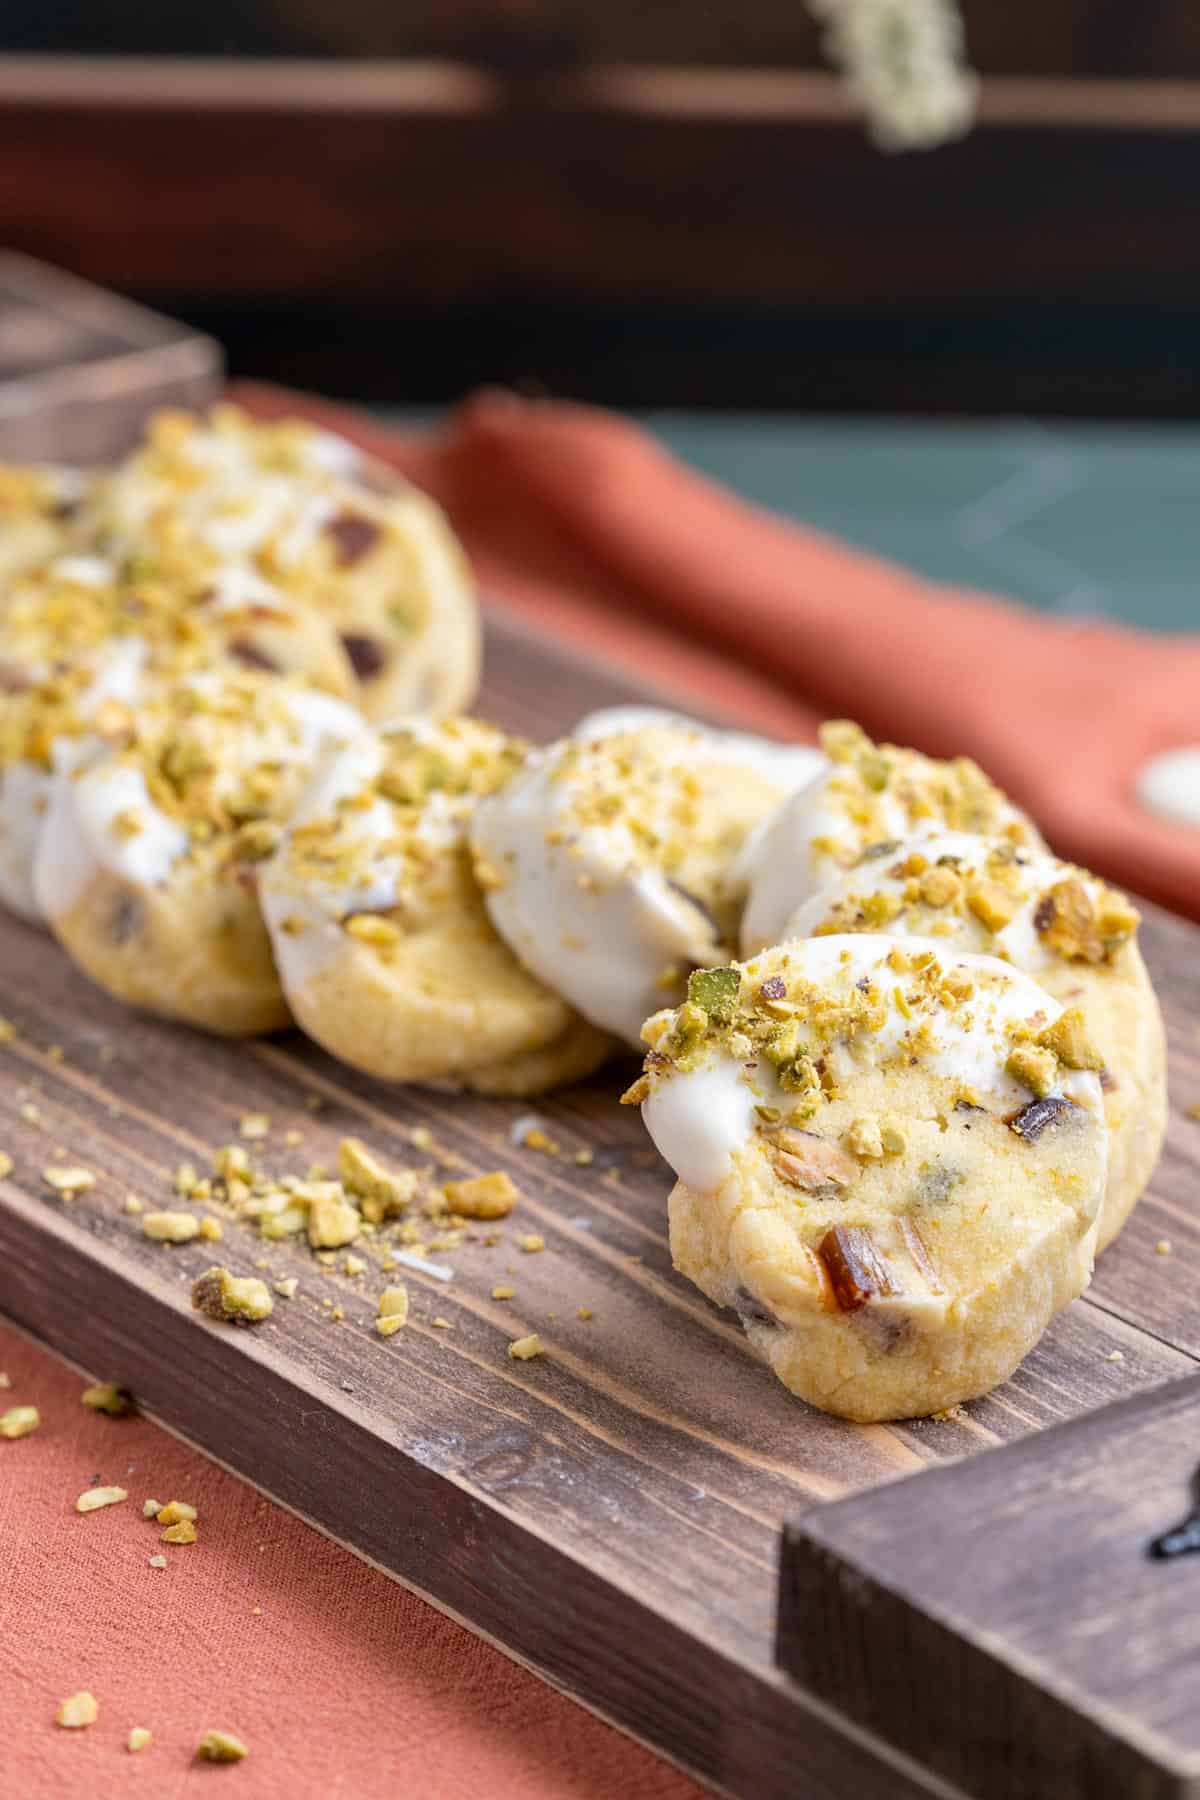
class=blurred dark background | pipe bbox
[2,2,1199,415]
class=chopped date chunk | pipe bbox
[1008,1094,1078,1142]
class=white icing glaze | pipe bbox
[1135,746,1200,831]
[36,762,190,920]
[641,935,1102,1195]
[46,554,115,588]
[0,760,52,921]
[474,723,816,1047]
[782,830,1093,975]
[573,707,827,796]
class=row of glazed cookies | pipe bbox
[0,406,481,927]
[614,722,1166,1422]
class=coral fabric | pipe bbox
[233,380,1200,922]
[0,1321,699,1798]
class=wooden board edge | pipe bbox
[776,1375,1200,1800]
[0,1180,963,1800]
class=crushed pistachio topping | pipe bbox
[141,1210,200,1244]
[508,1334,543,1361]
[375,1285,410,1335]
[76,1485,128,1513]
[162,1519,198,1545]
[0,1405,40,1439]
[81,1382,132,1416]
[195,1729,248,1763]
[128,1727,152,1753]
[156,1500,197,1525]
[518,1234,545,1254]
[191,1266,274,1325]
[338,1137,417,1222]
[42,1165,95,1198]
[444,1171,519,1220]
[0,1153,12,1181]
[57,1692,99,1729]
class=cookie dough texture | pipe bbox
[785,832,1164,1250]
[740,719,1039,955]
[640,935,1106,1421]
[83,405,480,722]
[471,720,816,1047]
[35,671,360,1035]
[259,716,611,1094]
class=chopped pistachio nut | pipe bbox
[57,1692,99,1729]
[0,1017,15,1042]
[123,1195,143,1215]
[306,1189,361,1249]
[156,1500,197,1525]
[42,1165,95,1197]
[508,1334,543,1361]
[0,1405,40,1439]
[686,965,741,1025]
[966,881,1017,932]
[128,1727,153,1753]
[196,1730,248,1764]
[1156,1239,1173,1257]
[162,1518,197,1545]
[1037,1007,1104,1071]
[142,1210,200,1243]
[0,1151,12,1180]
[375,1314,406,1337]
[1006,1044,1059,1099]
[143,1499,163,1518]
[238,1112,270,1140]
[174,1161,198,1195]
[492,1285,515,1301]
[518,1234,545,1254]
[337,1137,417,1222]
[81,1382,132,1417]
[273,1277,299,1300]
[444,1171,519,1220]
[577,1306,594,1321]
[844,1116,884,1160]
[214,1143,252,1182]
[76,1485,128,1513]
[191,1266,274,1325]
[342,1252,367,1277]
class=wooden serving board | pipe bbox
[2,612,1199,1799]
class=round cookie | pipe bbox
[470,720,814,1047]
[739,719,1039,955]
[635,934,1106,1422]
[783,831,1164,1251]
[34,671,361,1035]
[258,717,612,1094]
[0,557,358,924]
[85,405,480,721]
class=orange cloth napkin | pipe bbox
[0,1320,698,1798]
[235,380,1200,921]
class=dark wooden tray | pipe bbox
[1,612,1197,1800]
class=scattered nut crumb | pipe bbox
[409,1126,434,1151]
[492,1285,515,1301]
[142,1210,200,1244]
[0,1151,11,1180]
[156,1500,197,1525]
[81,1382,132,1416]
[283,1130,303,1148]
[128,1727,152,1752]
[198,1216,223,1242]
[76,1485,128,1513]
[518,1235,545,1254]
[1106,1350,1125,1362]
[196,1730,248,1763]
[577,1307,593,1321]
[431,1316,453,1330]
[273,1278,298,1300]
[444,1171,519,1220]
[0,1405,40,1439]
[148,1555,167,1569]
[342,1252,367,1277]
[306,1189,360,1249]
[1156,1240,1173,1256]
[338,1137,417,1222]
[20,1102,42,1127]
[162,1519,197,1545]
[142,1498,162,1518]
[43,1165,95,1198]
[191,1266,273,1325]
[239,1113,270,1141]
[123,1195,143,1214]
[573,1148,594,1167]
[56,1692,99,1729]
[508,1334,543,1361]
[0,1017,15,1042]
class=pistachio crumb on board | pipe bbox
[81,1382,132,1416]
[75,1485,128,1513]
[128,1727,152,1752]
[444,1171,519,1220]
[0,1405,40,1439]
[195,1729,248,1763]
[191,1266,274,1325]
[56,1692,99,1729]
[508,1334,543,1361]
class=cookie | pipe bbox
[258,717,612,1094]
[85,405,480,721]
[633,934,1107,1421]
[739,719,1038,955]
[470,719,815,1047]
[784,831,1164,1250]
[35,671,361,1035]
[0,557,357,923]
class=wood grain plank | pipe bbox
[0,611,1195,1797]
[778,1375,1200,1800]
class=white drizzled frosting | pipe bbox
[782,831,1101,975]
[45,554,115,588]
[642,934,1101,1196]
[472,722,815,1047]
[0,760,53,921]
[573,707,826,796]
